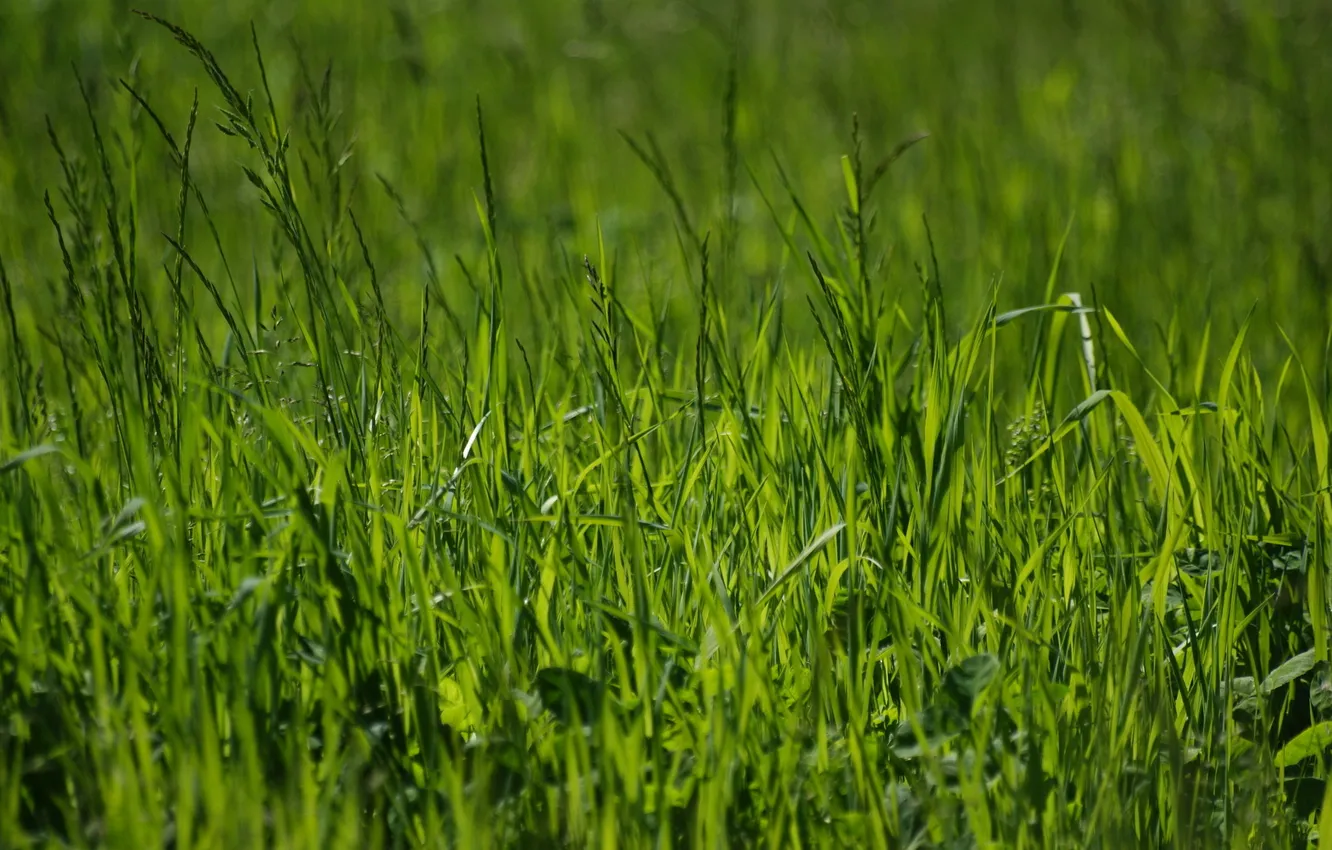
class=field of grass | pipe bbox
[2,1,1331,847]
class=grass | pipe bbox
[2,1,1331,847]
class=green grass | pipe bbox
[2,1,1332,847]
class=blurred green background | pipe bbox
[2,0,1329,369]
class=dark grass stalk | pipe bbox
[0,256,30,435]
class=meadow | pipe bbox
[1,0,1331,847]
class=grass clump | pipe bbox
[2,4,1332,848]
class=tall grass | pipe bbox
[2,3,1331,848]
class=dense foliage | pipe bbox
[2,2,1331,847]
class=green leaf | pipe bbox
[1108,390,1171,501]
[1057,389,1112,430]
[1217,311,1252,415]
[1274,720,1332,768]
[943,654,1001,711]
[1261,649,1317,694]
[439,676,477,732]
[1225,676,1260,714]
[0,444,59,475]
[840,154,859,214]
[892,705,966,759]
[994,302,1090,329]
[758,523,846,606]
[535,667,607,724]
[1310,667,1332,713]
[226,576,267,612]
[1102,307,1177,407]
